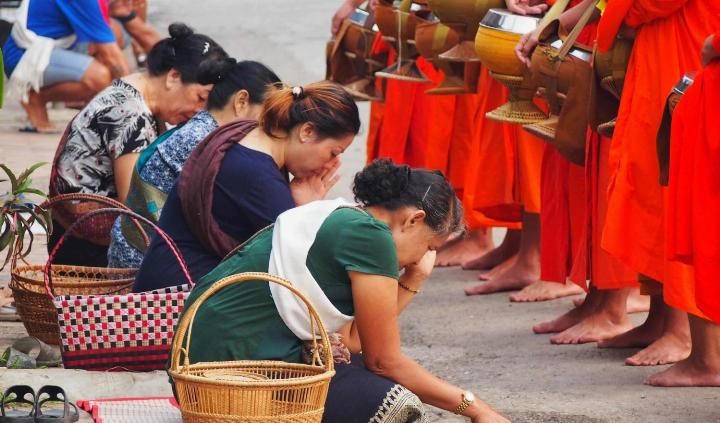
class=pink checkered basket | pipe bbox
[49,208,194,371]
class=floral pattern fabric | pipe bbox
[54,79,157,197]
[107,111,219,268]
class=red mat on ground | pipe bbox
[76,397,181,423]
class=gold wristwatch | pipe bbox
[452,391,475,415]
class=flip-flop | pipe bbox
[0,385,35,422]
[34,386,79,423]
[17,125,61,134]
[1,337,62,369]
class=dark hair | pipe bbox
[259,80,360,139]
[146,22,228,85]
[206,60,281,110]
[353,159,464,234]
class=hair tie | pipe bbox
[291,86,304,99]
[202,41,210,55]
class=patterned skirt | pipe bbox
[323,354,426,423]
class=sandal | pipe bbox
[1,337,62,369]
[0,385,35,422]
[34,386,78,423]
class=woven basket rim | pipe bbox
[11,264,136,289]
[170,360,335,389]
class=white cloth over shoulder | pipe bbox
[8,0,76,102]
[268,198,356,341]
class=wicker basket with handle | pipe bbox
[170,272,336,423]
[10,195,150,345]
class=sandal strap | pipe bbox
[35,386,69,418]
[1,385,35,416]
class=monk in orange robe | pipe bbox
[510,0,600,303]
[647,33,720,387]
[596,0,720,365]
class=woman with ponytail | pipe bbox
[107,60,281,269]
[170,159,509,423]
[48,22,228,266]
[133,80,360,291]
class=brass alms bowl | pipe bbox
[475,8,545,124]
[428,0,504,62]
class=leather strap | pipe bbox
[543,0,599,114]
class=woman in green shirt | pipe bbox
[173,159,509,423]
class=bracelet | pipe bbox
[398,281,421,294]
[113,11,137,24]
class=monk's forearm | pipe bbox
[558,0,601,35]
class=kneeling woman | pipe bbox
[171,160,509,423]
[134,81,359,290]
[107,60,281,268]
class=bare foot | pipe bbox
[462,229,520,271]
[646,358,720,387]
[435,230,492,267]
[625,332,691,366]
[21,92,56,132]
[597,308,665,349]
[626,290,650,314]
[477,255,515,280]
[509,280,584,303]
[464,260,538,296]
[550,310,632,344]
[533,305,590,334]
[573,291,649,314]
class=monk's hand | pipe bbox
[289,157,341,205]
[332,0,357,37]
[515,31,540,67]
[505,0,548,16]
[702,34,720,67]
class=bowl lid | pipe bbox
[479,8,541,34]
[549,39,592,62]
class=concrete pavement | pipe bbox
[0,1,719,422]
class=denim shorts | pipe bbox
[42,47,93,87]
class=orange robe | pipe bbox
[540,4,597,285]
[366,56,456,169]
[462,68,525,228]
[570,133,638,289]
[664,60,720,323]
[600,0,720,282]
[368,45,519,229]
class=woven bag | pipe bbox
[49,208,194,371]
[10,198,148,345]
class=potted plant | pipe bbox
[0,162,52,271]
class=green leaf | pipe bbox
[0,216,13,251]
[0,232,13,271]
[0,165,18,192]
[16,162,47,187]
[27,207,51,236]
[20,188,47,199]
[16,214,33,258]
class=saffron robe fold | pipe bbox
[664,61,720,323]
[600,0,720,282]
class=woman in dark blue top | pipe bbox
[133,81,360,291]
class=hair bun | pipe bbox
[168,22,194,40]
[353,159,410,206]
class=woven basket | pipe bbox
[10,203,148,345]
[10,265,136,345]
[170,272,336,423]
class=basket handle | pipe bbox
[170,272,335,374]
[41,193,150,247]
[44,207,194,299]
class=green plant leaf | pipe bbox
[28,207,51,236]
[16,162,47,187]
[16,214,34,258]
[0,215,13,251]
[0,165,18,192]
[20,188,48,199]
